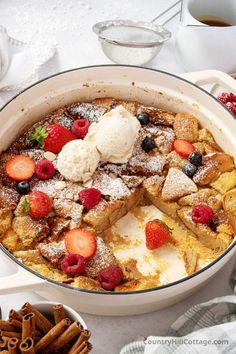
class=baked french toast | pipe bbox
[0,98,235,292]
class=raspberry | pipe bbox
[78,188,102,209]
[72,119,90,138]
[35,160,55,180]
[61,254,86,277]
[226,102,236,116]
[218,92,236,117]
[218,92,236,104]
[218,92,231,104]
[98,265,123,290]
[192,204,214,224]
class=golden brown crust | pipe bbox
[173,112,199,142]
[223,188,236,216]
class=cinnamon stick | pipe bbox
[9,320,22,332]
[0,330,22,339]
[0,321,17,332]
[35,318,71,353]
[19,337,35,354]
[9,311,23,323]
[1,350,10,354]
[7,337,20,354]
[22,314,36,341]
[52,304,66,324]
[0,335,8,349]
[79,343,93,354]
[70,341,92,354]
[9,319,40,338]
[68,330,91,354]
[41,322,83,354]
[22,304,53,334]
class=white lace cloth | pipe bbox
[0,25,55,96]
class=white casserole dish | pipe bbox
[0,66,236,316]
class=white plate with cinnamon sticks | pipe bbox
[0,301,92,354]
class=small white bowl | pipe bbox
[6,301,87,329]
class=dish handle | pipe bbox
[0,247,46,294]
[180,70,236,95]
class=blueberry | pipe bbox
[208,220,217,232]
[16,181,30,195]
[189,151,202,166]
[137,112,150,125]
[141,136,156,152]
[182,163,198,178]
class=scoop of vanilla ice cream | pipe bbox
[57,140,99,182]
[85,105,141,163]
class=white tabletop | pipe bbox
[0,1,235,353]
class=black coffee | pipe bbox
[197,16,231,26]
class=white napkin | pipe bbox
[0,25,56,93]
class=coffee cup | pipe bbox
[175,0,236,72]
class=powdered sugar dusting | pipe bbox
[53,198,83,225]
[153,126,175,154]
[32,179,59,197]
[58,115,74,130]
[21,149,45,162]
[0,186,19,209]
[122,175,144,188]
[86,237,117,278]
[93,172,131,200]
[68,103,106,123]
[162,168,198,201]
[39,240,66,265]
[128,154,167,175]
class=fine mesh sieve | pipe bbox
[93,0,181,65]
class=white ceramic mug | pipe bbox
[175,0,236,72]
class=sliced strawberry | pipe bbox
[65,228,97,259]
[6,155,35,181]
[173,139,195,158]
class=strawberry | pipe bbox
[173,139,195,158]
[23,191,52,218]
[6,155,35,181]
[65,228,97,259]
[145,219,171,250]
[78,188,102,209]
[29,124,76,154]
